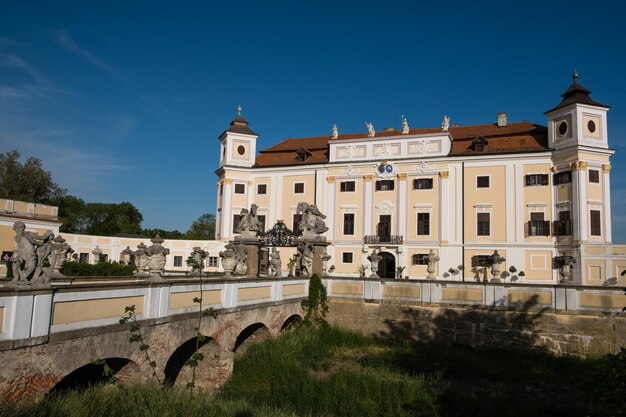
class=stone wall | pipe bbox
[328,298,626,357]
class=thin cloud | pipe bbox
[52,30,128,81]
[0,53,48,84]
[0,37,27,47]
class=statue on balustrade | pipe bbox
[427,249,440,280]
[235,204,264,240]
[10,221,55,285]
[219,242,237,277]
[146,235,170,277]
[269,247,282,278]
[296,202,328,242]
[298,242,315,277]
[189,247,208,276]
[134,242,149,276]
[368,250,382,278]
[234,242,248,275]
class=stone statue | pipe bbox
[10,221,55,285]
[219,242,237,277]
[269,247,282,278]
[235,203,264,240]
[190,247,208,276]
[367,250,382,278]
[233,242,248,275]
[402,115,409,134]
[332,124,339,139]
[121,246,133,266]
[441,115,450,132]
[134,242,149,276]
[32,230,55,284]
[298,242,314,277]
[555,255,576,283]
[92,246,103,264]
[366,122,375,137]
[296,202,328,242]
[427,249,439,280]
[51,234,71,277]
[321,248,332,276]
[146,236,170,277]
[490,250,505,282]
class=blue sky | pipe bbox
[1,1,625,241]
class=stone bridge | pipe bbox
[0,277,307,402]
[1,276,625,402]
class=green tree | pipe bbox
[142,228,187,239]
[186,213,215,240]
[60,200,143,236]
[0,149,66,204]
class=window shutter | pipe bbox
[525,175,531,186]
[542,174,549,185]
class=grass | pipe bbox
[1,325,623,417]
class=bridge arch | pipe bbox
[233,322,271,354]
[163,335,226,392]
[49,357,140,395]
[281,314,303,331]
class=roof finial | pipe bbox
[572,70,579,84]
[237,104,242,115]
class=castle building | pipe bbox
[215,74,626,285]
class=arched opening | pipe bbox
[164,336,214,387]
[48,358,137,395]
[233,322,271,355]
[378,251,396,279]
[281,314,303,331]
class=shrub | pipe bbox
[60,261,134,277]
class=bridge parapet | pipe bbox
[324,278,626,313]
[0,277,309,344]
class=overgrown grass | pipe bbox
[1,325,622,417]
[220,325,442,417]
[0,382,297,417]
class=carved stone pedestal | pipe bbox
[245,243,260,278]
[312,243,329,276]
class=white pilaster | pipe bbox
[246,181,253,209]
[269,175,277,226]
[364,177,373,236]
[515,162,524,242]
[577,164,588,241]
[326,178,336,240]
[506,164,516,243]
[397,175,408,237]
[602,166,612,242]
[439,172,449,243]
[221,180,233,239]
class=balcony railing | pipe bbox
[363,235,404,245]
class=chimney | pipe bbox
[497,112,507,127]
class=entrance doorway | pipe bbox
[378,251,396,279]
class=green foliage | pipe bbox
[91,359,117,385]
[221,325,441,417]
[186,213,216,240]
[59,198,143,236]
[301,273,328,326]
[588,348,626,415]
[0,149,67,204]
[60,261,134,277]
[141,228,187,239]
[0,383,297,417]
[119,305,162,385]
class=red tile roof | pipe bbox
[255,121,548,167]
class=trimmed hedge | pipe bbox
[60,261,134,277]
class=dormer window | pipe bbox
[296,147,311,162]
[472,136,487,152]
